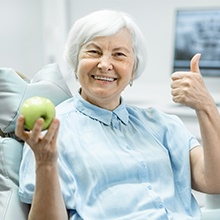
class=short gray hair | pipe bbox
[64,9,147,80]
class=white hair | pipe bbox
[64,9,147,80]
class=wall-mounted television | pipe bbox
[173,8,220,77]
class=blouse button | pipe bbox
[126,145,131,150]
[147,185,152,190]
[140,161,147,167]
[158,202,164,209]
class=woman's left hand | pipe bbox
[171,53,215,111]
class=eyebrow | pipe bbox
[84,42,100,49]
[84,42,133,54]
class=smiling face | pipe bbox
[77,28,135,110]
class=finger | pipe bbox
[15,115,27,140]
[30,118,44,142]
[190,53,201,74]
[171,87,180,96]
[50,119,60,145]
[171,71,185,80]
[43,118,60,145]
[170,78,182,89]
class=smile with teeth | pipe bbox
[92,75,116,82]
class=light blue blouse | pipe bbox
[19,92,201,220]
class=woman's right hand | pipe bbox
[16,116,69,219]
[15,115,60,164]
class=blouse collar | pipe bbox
[73,92,129,126]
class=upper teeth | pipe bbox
[93,75,115,82]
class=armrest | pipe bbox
[0,137,29,220]
[201,194,220,220]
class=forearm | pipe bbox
[171,53,220,192]
[28,162,68,220]
[196,103,220,192]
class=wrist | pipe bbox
[35,160,58,173]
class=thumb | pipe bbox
[190,53,201,74]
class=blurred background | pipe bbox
[1,0,220,208]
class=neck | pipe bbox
[79,89,121,111]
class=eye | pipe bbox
[117,52,125,56]
[89,50,98,53]
[87,49,101,56]
[113,52,126,59]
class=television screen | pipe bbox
[173,8,220,76]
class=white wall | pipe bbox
[2,0,219,95]
[0,0,68,78]
[0,0,44,78]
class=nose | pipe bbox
[97,54,113,72]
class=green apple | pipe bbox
[20,96,55,131]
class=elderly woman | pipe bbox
[16,10,220,220]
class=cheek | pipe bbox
[77,59,86,74]
[77,59,97,75]
[124,59,135,75]
[116,63,134,79]
[76,62,87,83]
[77,60,97,84]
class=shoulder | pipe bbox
[126,104,182,126]
[55,97,76,116]
[125,105,190,144]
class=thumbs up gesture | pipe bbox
[171,53,215,111]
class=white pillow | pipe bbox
[0,63,72,134]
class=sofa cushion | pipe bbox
[0,63,72,134]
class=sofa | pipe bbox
[0,64,72,220]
